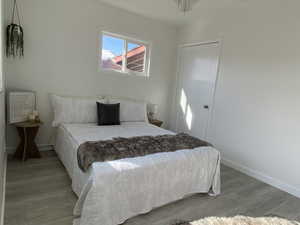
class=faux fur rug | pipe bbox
[172,216,300,225]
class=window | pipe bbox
[100,32,150,76]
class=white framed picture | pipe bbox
[8,92,36,124]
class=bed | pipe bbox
[51,95,221,225]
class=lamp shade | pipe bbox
[148,104,158,114]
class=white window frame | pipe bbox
[99,31,151,77]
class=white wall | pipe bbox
[0,0,5,221]
[175,0,300,197]
[4,0,177,149]
[0,92,5,225]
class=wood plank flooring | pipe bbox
[5,151,300,225]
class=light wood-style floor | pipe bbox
[5,151,300,225]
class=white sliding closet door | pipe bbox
[176,42,220,140]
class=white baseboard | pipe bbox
[222,157,300,199]
[0,153,7,225]
[6,144,54,155]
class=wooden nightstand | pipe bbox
[13,121,43,161]
[149,119,163,127]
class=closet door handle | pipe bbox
[203,105,209,109]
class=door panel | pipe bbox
[176,42,220,140]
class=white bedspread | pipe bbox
[54,122,220,225]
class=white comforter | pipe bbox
[55,123,220,225]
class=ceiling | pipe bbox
[98,0,244,27]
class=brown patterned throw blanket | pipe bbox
[77,133,211,172]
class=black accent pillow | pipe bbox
[97,102,120,126]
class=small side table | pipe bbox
[13,121,43,161]
[149,119,163,127]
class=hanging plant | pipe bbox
[6,0,24,58]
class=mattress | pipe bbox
[55,122,174,195]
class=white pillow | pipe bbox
[50,95,105,127]
[109,98,148,122]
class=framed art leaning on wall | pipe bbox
[8,91,36,124]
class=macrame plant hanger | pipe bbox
[6,0,24,58]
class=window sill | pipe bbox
[99,67,150,79]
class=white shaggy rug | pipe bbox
[172,216,300,225]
